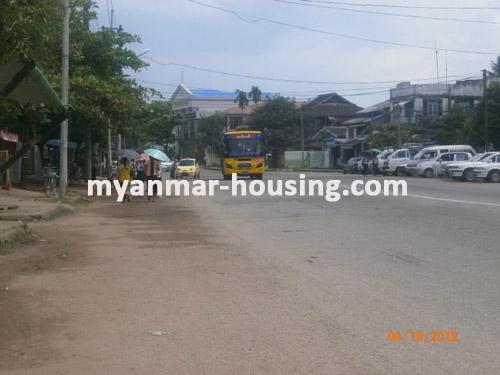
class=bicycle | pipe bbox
[43,166,59,198]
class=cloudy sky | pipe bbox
[94,0,500,107]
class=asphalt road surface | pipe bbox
[1,170,499,374]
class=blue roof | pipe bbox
[190,88,273,99]
[191,88,237,98]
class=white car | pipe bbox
[446,152,500,182]
[381,148,411,176]
[405,145,477,176]
[417,152,473,178]
[473,162,500,183]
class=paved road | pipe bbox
[191,169,500,374]
[1,170,498,374]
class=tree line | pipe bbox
[0,0,177,177]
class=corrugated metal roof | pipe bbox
[190,88,237,98]
[0,61,63,108]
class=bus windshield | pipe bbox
[224,134,263,157]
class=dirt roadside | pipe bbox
[0,196,404,375]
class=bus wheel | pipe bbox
[223,174,231,180]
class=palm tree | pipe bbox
[490,56,500,76]
[234,89,249,111]
[248,86,262,106]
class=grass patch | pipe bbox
[43,206,72,221]
[0,223,31,255]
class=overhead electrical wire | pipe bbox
[273,0,500,25]
[144,57,482,85]
[184,0,497,55]
[293,0,500,11]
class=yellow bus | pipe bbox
[222,130,266,180]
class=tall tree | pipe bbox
[436,105,470,144]
[248,86,262,106]
[249,97,310,166]
[490,56,500,76]
[196,113,225,156]
[234,89,249,111]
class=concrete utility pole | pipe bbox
[300,112,305,168]
[117,133,122,158]
[59,0,70,197]
[107,120,112,176]
[483,69,489,151]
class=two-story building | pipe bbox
[170,84,237,158]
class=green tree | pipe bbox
[436,105,470,144]
[234,89,249,111]
[0,0,61,64]
[196,113,225,155]
[490,56,500,77]
[248,86,262,106]
[473,83,500,150]
[141,101,178,149]
[249,97,307,159]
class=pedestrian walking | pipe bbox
[145,157,161,201]
[361,153,369,177]
[134,159,145,181]
[170,158,177,179]
[117,157,132,202]
[372,154,379,176]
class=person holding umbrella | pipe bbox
[144,156,161,201]
[117,157,132,202]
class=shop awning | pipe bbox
[0,60,64,109]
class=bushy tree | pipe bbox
[249,96,308,153]
[436,105,471,145]
[196,113,225,155]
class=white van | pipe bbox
[381,148,411,176]
[405,145,476,176]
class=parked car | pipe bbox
[405,145,477,176]
[473,162,500,182]
[416,152,473,178]
[446,152,500,182]
[381,148,411,176]
[175,158,200,179]
[343,157,361,174]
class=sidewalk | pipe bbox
[0,187,81,245]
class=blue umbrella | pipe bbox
[144,148,170,162]
[120,149,140,160]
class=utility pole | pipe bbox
[300,112,305,167]
[483,69,489,151]
[107,119,112,176]
[59,0,70,197]
[117,133,122,158]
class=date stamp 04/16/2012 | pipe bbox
[387,329,460,344]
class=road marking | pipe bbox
[407,194,500,208]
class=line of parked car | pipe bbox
[343,145,500,183]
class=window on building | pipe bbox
[426,100,441,118]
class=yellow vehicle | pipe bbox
[175,158,200,179]
[222,130,266,180]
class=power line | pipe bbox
[185,0,497,55]
[293,0,500,11]
[273,0,500,25]
[144,57,482,85]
